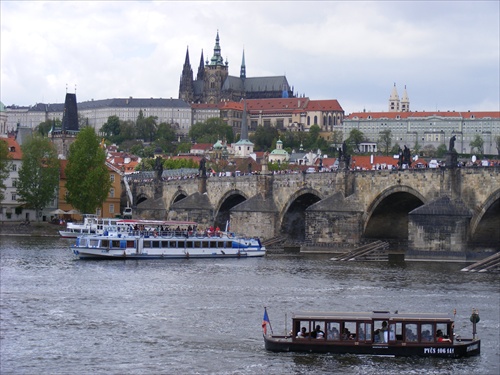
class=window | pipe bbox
[327,322,340,340]
[11,164,17,171]
[11,193,17,201]
[109,204,114,214]
[405,323,418,342]
[110,174,115,182]
[109,188,115,198]
[421,323,434,342]
[357,322,372,342]
[12,179,17,188]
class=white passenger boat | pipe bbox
[70,220,266,259]
[59,214,100,238]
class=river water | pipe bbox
[1,237,498,375]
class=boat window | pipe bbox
[374,320,389,343]
[421,323,434,342]
[405,323,418,342]
[389,322,402,342]
[127,241,135,248]
[436,323,451,342]
[161,241,169,247]
[152,240,160,248]
[193,241,201,248]
[357,322,371,342]
[341,322,356,340]
[101,240,109,248]
[79,238,87,246]
[144,241,151,249]
[327,322,340,340]
[186,241,193,248]
[210,241,217,248]
[111,240,121,249]
[90,239,99,248]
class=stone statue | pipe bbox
[338,147,342,161]
[342,141,347,161]
[449,135,456,151]
[199,157,207,177]
[154,156,163,180]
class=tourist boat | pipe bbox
[59,214,100,238]
[262,308,481,358]
[70,220,266,259]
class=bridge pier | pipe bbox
[407,196,472,261]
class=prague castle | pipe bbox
[179,31,294,104]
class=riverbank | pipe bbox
[0,222,61,237]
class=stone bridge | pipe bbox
[128,166,500,261]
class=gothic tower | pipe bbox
[203,31,229,104]
[240,50,246,80]
[179,47,194,102]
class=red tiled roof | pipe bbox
[305,99,344,112]
[190,143,212,151]
[1,136,22,160]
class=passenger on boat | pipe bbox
[342,328,353,340]
[296,327,308,338]
[310,325,324,339]
[437,330,452,342]
[379,321,388,343]
[328,326,340,340]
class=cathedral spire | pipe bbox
[210,30,224,66]
[240,49,246,80]
[197,49,205,81]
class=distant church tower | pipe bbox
[400,85,410,112]
[50,92,79,159]
[388,83,400,112]
[204,31,229,104]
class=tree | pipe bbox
[251,125,279,151]
[154,122,177,153]
[436,144,448,158]
[100,115,121,141]
[65,127,112,214]
[16,135,59,220]
[470,134,484,155]
[378,129,392,156]
[0,139,11,201]
[347,129,365,153]
[189,118,234,144]
[36,119,61,137]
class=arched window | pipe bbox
[314,116,318,125]
[307,116,310,126]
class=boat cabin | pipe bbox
[291,311,454,345]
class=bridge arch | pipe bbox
[169,190,189,207]
[135,192,151,207]
[363,185,426,239]
[215,190,249,229]
[279,187,323,240]
[469,188,500,245]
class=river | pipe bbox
[1,237,498,374]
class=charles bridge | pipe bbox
[126,166,500,261]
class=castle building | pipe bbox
[389,83,410,112]
[179,31,294,104]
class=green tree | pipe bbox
[100,115,121,141]
[36,119,61,137]
[436,144,448,158]
[119,120,137,142]
[251,125,279,151]
[16,135,59,220]
[65,127,112,214]
[347,128,365,153]
[155,122,177,153]
[470,134,484,155]
[189,118,234,144]
[0,139,12,201]
[378,129,392,156]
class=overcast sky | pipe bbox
[1,1,499,114]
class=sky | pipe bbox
[1,1,499,115]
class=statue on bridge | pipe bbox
[199,157,207,178]
[449,135,456,152]
[154,156,163,180]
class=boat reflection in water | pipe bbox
[70,220,266,259]
[262,308,481,358]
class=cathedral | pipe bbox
[179,31,295,104]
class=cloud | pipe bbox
[1,1,498,114]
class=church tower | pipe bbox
[240,50,246,80]
[179,47,194,102]
[388,83,400,112]
[400,85,410,112]
[203,31,229,104]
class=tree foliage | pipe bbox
[347,129,365,153]
[36,119,61,137]
[16,135,60,220]
[189,118,234,144]
[470,134,484,155]
[436,143,448,158]
[0,139,12,201]
[378,129,392,156]
[250,125,279,151]
[100,115,121,142]
[65,127,112,214]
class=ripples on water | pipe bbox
[1,237,499,374]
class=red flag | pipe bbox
[262,308,272,335]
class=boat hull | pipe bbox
[263,335,480,358]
